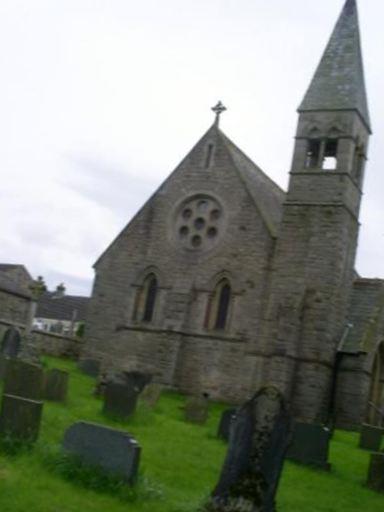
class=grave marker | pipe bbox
[286,422,331,470]
[44,369,69,402]
[63,421,141,483]
[4,359,44,401]
[0,394,43,442]
[359,423,384,452]
[1,327,21,359]
[202,386,291,512]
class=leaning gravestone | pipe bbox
[201,386,291,512]
[44,369,69,402]
[1,327,21,359]
[0,394,43,442]
[78,359,100,378]
[185,394,210,425]
[217,408,237,442]
[140,383,163,408]
[63,421,141,483]
[4,359,44,401]
[367,452,384,493]
[359,424,384,452]
[103,371,152,419]
[286,422,331,470]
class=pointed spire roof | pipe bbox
[298,0,371,131]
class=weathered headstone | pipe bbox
[123,371,152,393]
[217,408,237,442]
[0,354,8,381]
[78,359,100,378]
[62,421,141,483]
[185,394,209,425]
[4,359,44,401]
[0,394,43,442]
[1,327,21,359]
[367,452,384,493]
[44,369,69,402]
[359,424,384,452]
[286,422,331,470]
[202,386,291,512]
[103,380,139,419]
[140,383,163,408]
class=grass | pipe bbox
[0,356,382,511]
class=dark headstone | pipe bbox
[103,381,139,419]
[4,359,44,400]
[202,386,291,512]
[185,394,209,425]
[62,421,141,483]
[0,354,8,381]
[217,408,237,442]
[286,422,331,470]
[44,369,69,402]
[78,359,100,378]
[140,383,163,408]
[1,327,21,358]
[359,424,384,452]
[0,394,43,442]
[367,452,384,493]
[122,371,152,393]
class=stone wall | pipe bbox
[31,330,84,359]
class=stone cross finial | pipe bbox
[212,101,227,127]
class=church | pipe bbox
[83,0,384,430]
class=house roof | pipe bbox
[298,0,371,131]
[36,292,89,322]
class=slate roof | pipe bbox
[299,0,371,131]
[36,292,89,322]
[0,271,31,299]
[342,279,384,353]
[219,129,285,238]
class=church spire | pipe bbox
[298,0,371,131]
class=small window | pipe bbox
[305,139,321,168]
[133,273,158,323]
[204,144,215,169]
[322,139,338,170]
[205,278,232,331]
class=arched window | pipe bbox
[133,273,158,323]
[205,278,232,331]
[143,275,158,322]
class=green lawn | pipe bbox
[0,357,382,511]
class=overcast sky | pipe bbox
[0,0,383,296]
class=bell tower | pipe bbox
[265,0,371,423]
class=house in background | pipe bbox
[35,284,89,336]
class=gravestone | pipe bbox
[78,359,100,378]
[202,386,291,512]
[44,369,69,402]
[0,355,8,381]
[0,394,43,442]
[367,452,384,493]
[286,422,331,470]
[359,424,384,452]
[217,408,237,442]
[1,327,21,359]
[94,372,109,397]
[103,380,139,419]
[63,421,141,483]
[4,359,44,401]
[140,383,163,408]
[103,371,152,419]
[185,394,209,425]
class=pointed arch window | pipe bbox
[133,273,158,323]
[205,278,232,331]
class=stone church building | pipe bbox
[84,0,384,429]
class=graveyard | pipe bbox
[0,356,382,511]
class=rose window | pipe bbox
[174,195,224,251]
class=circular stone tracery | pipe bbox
[174,195,224,251]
